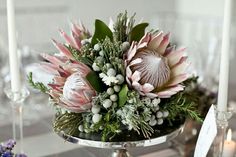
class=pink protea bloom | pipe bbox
[41,54,96,113]
[125,32,189,98]
[52,22,91,60]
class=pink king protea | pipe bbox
[41,53,96,112]
[125,32,189,98]
[39,21,95,112]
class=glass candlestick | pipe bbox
[4,85,29,154]
[210,106,234,157]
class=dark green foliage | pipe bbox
[91,20,113,46]
[86,71,104,92]
[129,23,149,42]
[118,84,128,107]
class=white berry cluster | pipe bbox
[141,97,169,126]
[91,43,125,87]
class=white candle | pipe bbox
[217,0,232,112]
[222,129,236,157]
[7,0,21,92]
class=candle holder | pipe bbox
[4,85,30,154]
[209,106,234,157]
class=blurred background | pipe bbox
[0,0,235,98]
[0,0,236,156]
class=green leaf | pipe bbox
[86,71,104,92]
[129,23,149,42]
[118,84,128,107]
[91,19,113,46]
[104,112,110,122]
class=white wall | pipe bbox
[0,0,176,51]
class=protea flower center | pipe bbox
[130,50,171,88]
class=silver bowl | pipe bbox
[57,124,184,157]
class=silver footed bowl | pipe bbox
[57,123,184,149]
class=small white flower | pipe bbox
[99,73,106,78]
[102,75,119,86]
[92,63,100,71]
[91,105,101,114]
[92,114,102,123]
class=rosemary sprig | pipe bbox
[27,72,49,93]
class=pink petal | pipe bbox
[167,48,186,67]
[146,93,158,98]
[132,81,141,91]
[142,83,154,93]
[40,62,60,75]
[139,33,151,45]
[166,85,184,92]
[127,43,137,61]
[131,71,141,82]
[40,53,63,66]
[71,22,82,37]
[126,66,132,78]
[59,29,77,49]
[157,33,170,55]
[137,42,148,49]
[157,91,175,98]
[167,74,189,86]
[129,58,142,66]
[163,45,176,57]
[54,76,66,85]
[148,31,163,50]
[52,39,73,59]
[156,85,184,98]
[171,60,189,76]
[72,31,82,49]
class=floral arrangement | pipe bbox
[29,12,202,141]
[0,139,27,157]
